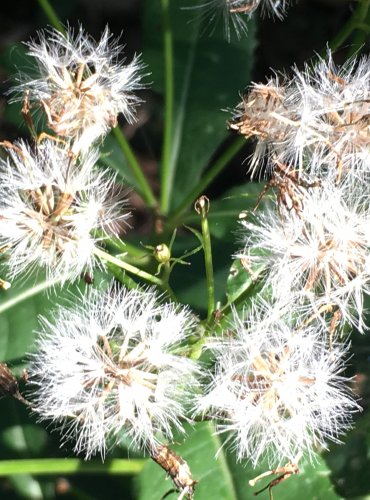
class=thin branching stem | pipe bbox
[94,247,176,300]
[159,0,175,215]
[196,197,215,321]
[94,247,161,285]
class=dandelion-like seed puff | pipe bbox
[197,303,359,467]
[0,140,129,282]
[28,285,201,458]
[230,52,370,181]
[292,53,370,180]
[12,26,145,153]
[237,181,370,330]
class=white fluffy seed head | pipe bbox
[28,285,201,458]
[236,181,370,331]
[231,52,370,182]
[289,53,370,180]
[0,140,130,283]
[11,26,146,153]
[197,303,359,467]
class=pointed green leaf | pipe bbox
[142,0,256,212]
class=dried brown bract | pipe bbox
[151,444,197,500]
[0,363,30,406]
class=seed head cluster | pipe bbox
[0,20,366,490]
[0,26,142,283]
[234,52,370,330]
[237,182,370,330]
[229,51,369,469]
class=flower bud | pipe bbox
[154,244,171,264]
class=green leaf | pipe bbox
[136,422,340,500]
[325,401,370,497]
[8,474,44,500]
[0,43,31,131]
[142,0,256,213]
[0,398,49,499]
[100,134,139,190]
[0,275,61,362]
[0,270,110,363]
[0,398,47,457]
[225,258,265,310]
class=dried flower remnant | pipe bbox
[254,158,320,217]
[11,26,145,153]
[226,0,291,19]
[227,0,260,14]
[151,444,197,500]
[237,183,370,330]
[190,0,290,40]
[0,363,30,406]
[228,79,295,176]
[249,459,300,497]
[0,140,129,282]
[28,285,201,458]
[197,304,359,467]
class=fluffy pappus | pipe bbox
[0,140,130,283]
[28,285,201,458]
[11,26,146,153]
[196,303,359,467]
[236,180,370,331]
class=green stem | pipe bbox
[196,198,215,321]
[183,209,251,224]
[162,262,172,285]
[95,247,176,300]
[0,276,62,314]
[328,0,370,54]
[160,0,175,215]
[93,230,148,257]
[167,136,246,227]
[37,0,65,33]
[0,458,145,476]
[112,127,157,209]
[95,247,162,286]
[159,261,177,301]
